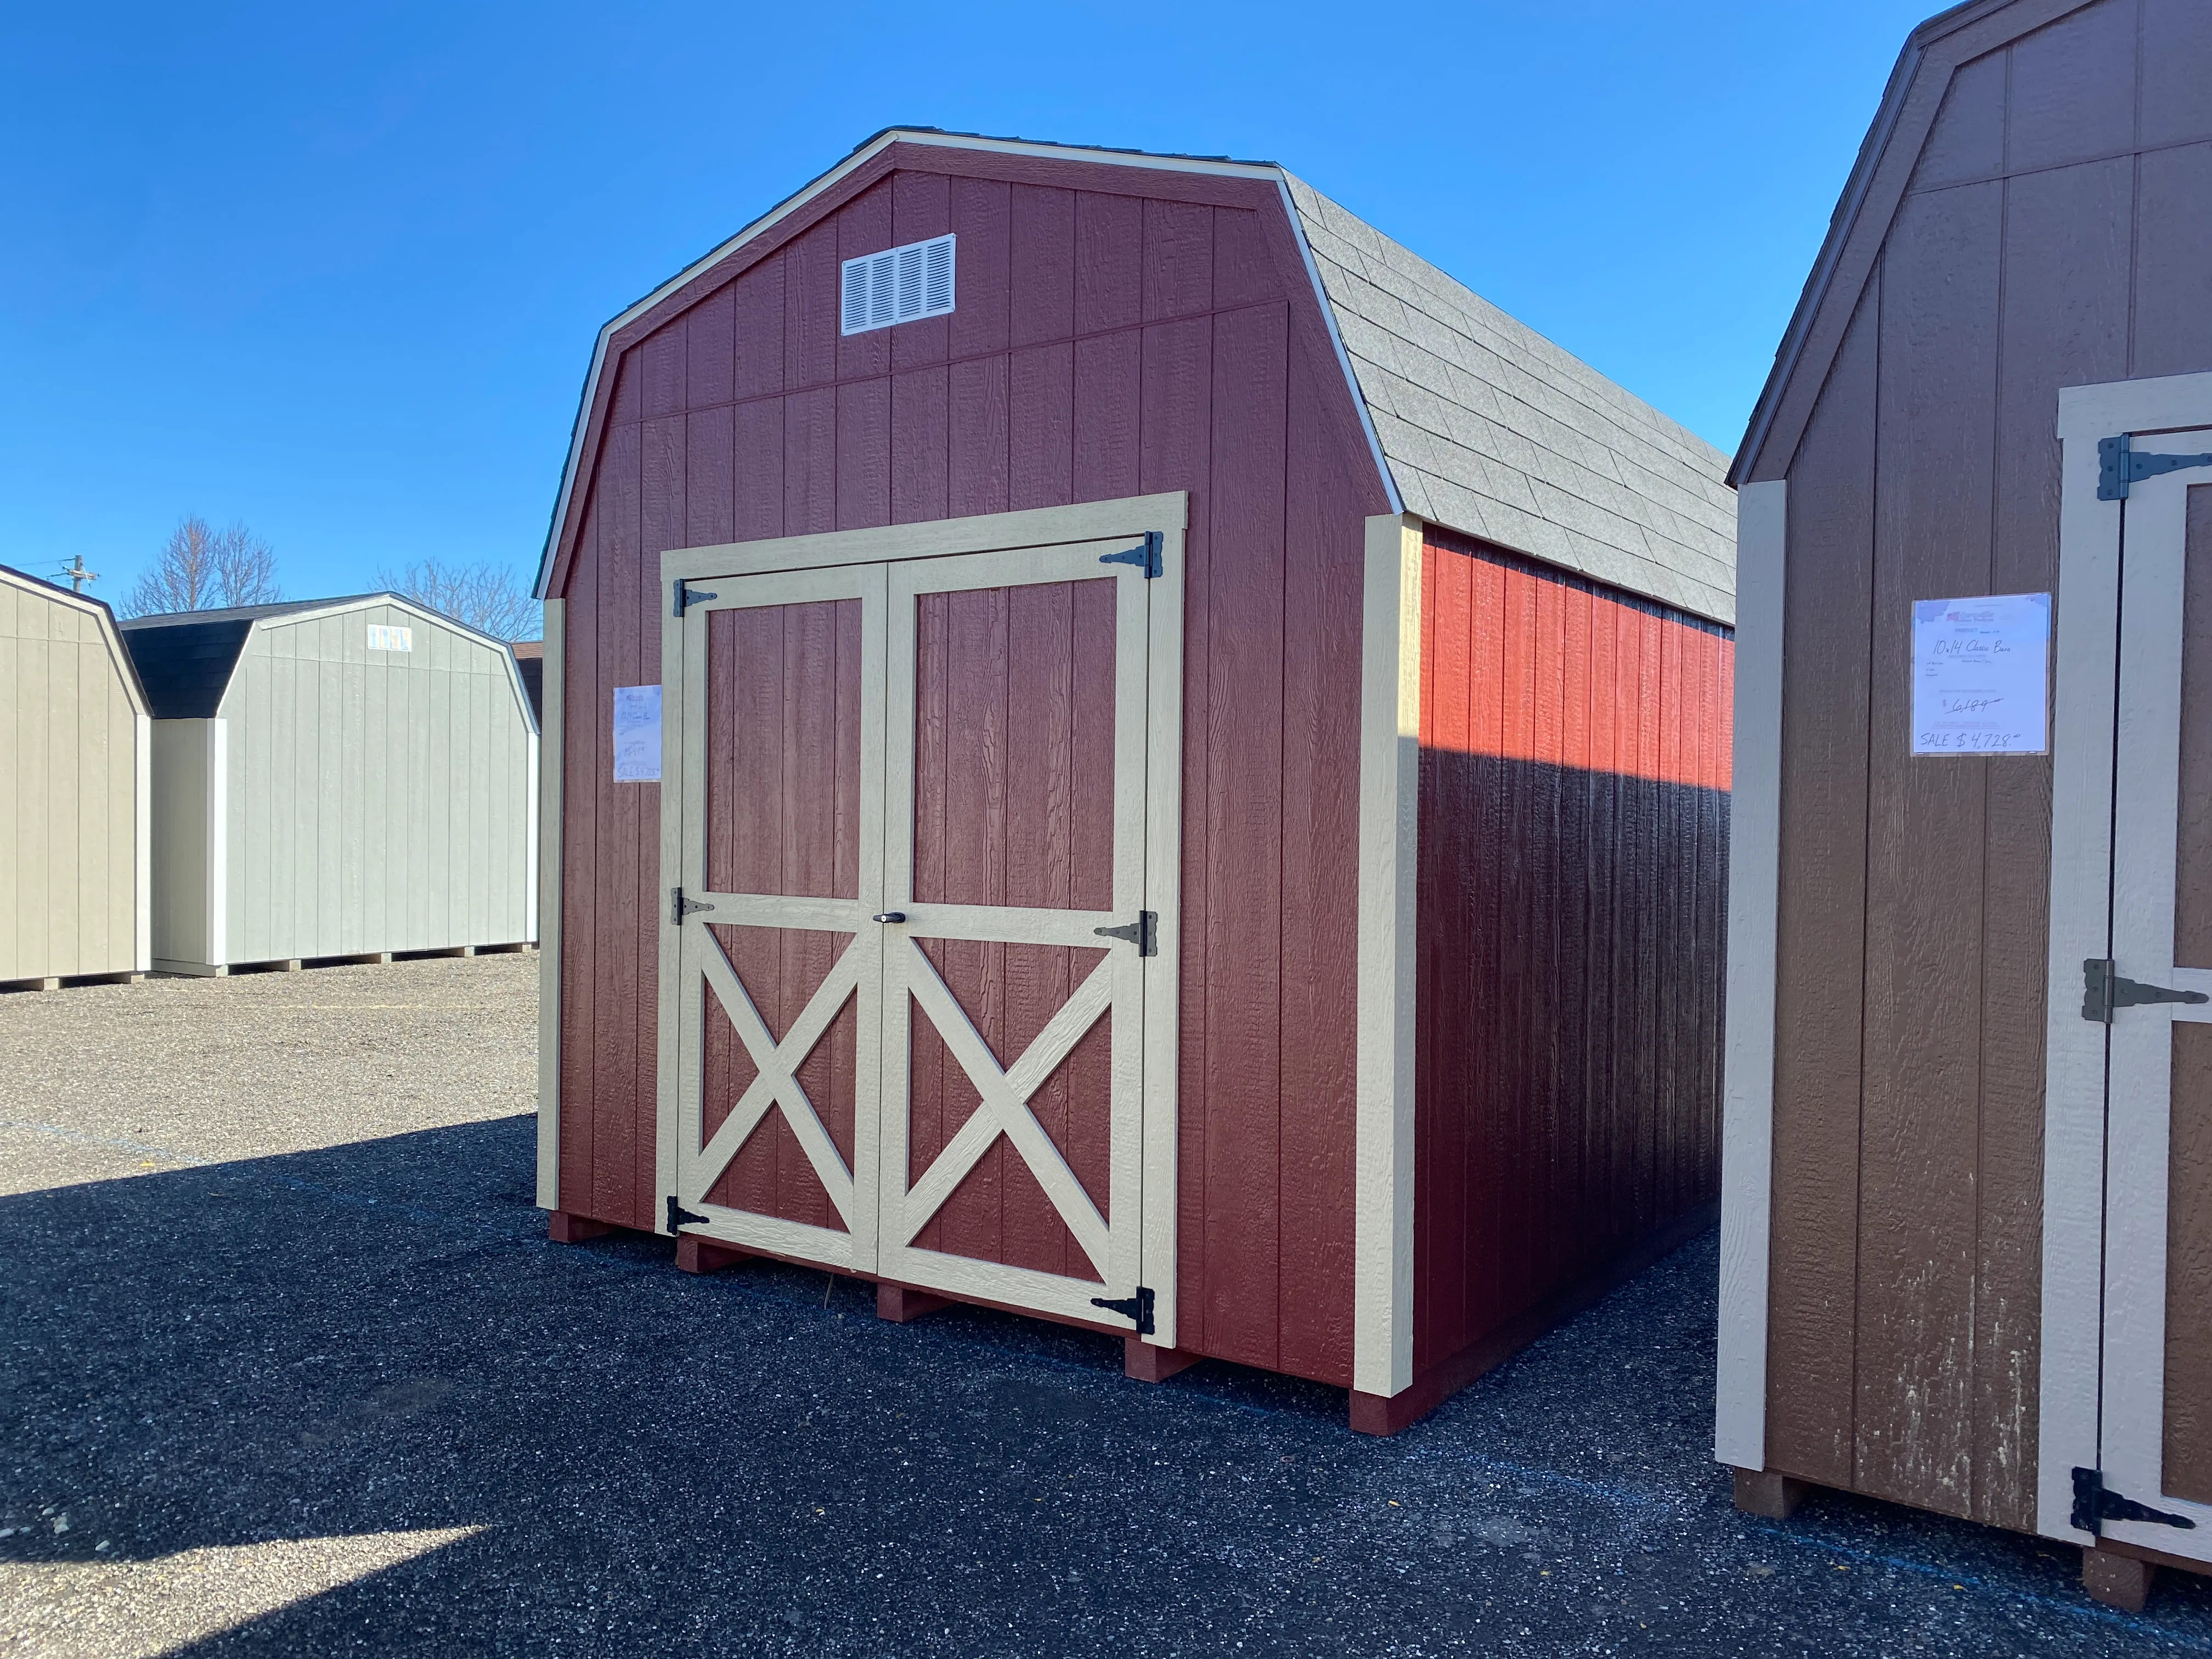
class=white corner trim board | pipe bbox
[535,598,567,1213]
[1715,479,1786,1472]
[1354,512,1423,1400]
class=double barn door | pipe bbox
[658,523,1181,1347]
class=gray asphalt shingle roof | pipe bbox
[1285,176,1737,625]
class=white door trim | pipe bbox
[2040,371,2212,1543]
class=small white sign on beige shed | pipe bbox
[120,593,538,974]
[0,564,151,988]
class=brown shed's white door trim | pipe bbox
[535,596,566,1212]
[1716,478,1787,1474]
[2043,371,2212,1546]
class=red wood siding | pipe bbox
[552,147,1387,1387]
[1413,529,1730,1376]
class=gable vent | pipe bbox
[840,234,955,335]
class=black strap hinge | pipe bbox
[2072,1466,2197,1536]
[1092,912,1157,956]
[1090,1285,1155,1335]
[674,579,719,617]
[1099,532,1164,579]
[2083,957,2208,1022]
[2098,435,2212,500]
[672,887,714,926]
[667,1195,711,1234]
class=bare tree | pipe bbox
[377,558,539,641]
[125,516,282,616]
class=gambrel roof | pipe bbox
[538,129,1736,624]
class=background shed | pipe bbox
[534,130,1735,1431]
[121,593,538,974]
[0,564,149,988]
[1719,0,2212,1609]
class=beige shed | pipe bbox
[0,565,150,989]
[120,593,538,975]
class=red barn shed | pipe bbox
[532,130,1736,1431]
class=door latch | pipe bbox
[871,911,907,924]
[1093,912,1157,956]
[2083,958,2209,1022]
[1090,1286,1156,1335]
[2072,1466,2197,1535]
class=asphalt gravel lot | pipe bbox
[3,957,2211,1656]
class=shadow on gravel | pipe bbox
[3,1115,2211,1657]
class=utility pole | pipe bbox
[56,555,98,593]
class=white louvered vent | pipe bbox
[840,233,955,335]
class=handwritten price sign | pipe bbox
[1911,593,2050,757]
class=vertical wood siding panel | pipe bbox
[949,178,1012,360]
[836,377,891,530]
[1276,336,1363,1385]
[560,503,602,1208]
[1856,183,2004,1517]
[1974,153,2134,1528]
[2132,143,2212,380]
[1211,210,1283,310]
[1200,300,1289,1368]
[2139,0,2212,145]
[786,221,840,392]
[594,416,647,1227]
[2002,0,2138,175]
[640,321,685,421]
[892,366,951,525]
[687,404,736,548]
[1073,332,1141,505]
[1074,193,1143,334]
[735,399,786,542]
[949,357,1010,519]
[1008,346,1074,513]
[1768,287,1881,1489]
[786,387,838,536]
[1911,51,2006,191]
[687,285,735,412]
[1009,185,1075,350]
[1143,200,1214,321]
[732,261,787,403]
[1141,311,1213,1353]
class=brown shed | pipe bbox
[533,130,1735,1431]
[1718,0,2212,1608]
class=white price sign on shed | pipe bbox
[1911,592,2050,755]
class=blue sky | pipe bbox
[1,1,1936,615]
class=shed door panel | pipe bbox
[877,546,1162,1335]
[674,569,885,1272]
[2100,450,2212,1559]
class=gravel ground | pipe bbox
[3,958,2211,1657]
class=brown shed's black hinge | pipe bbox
[2083,958,2209,1022]
[2098,435,2212,500]
[2072,1466,2197,1536]
[667,1195,710,1235]
[672,887,714,926]
[673,579,719,617]
[1090,1286,1155,1335]
[1099,532,1164,578]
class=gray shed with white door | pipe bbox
[121,593,538,974]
